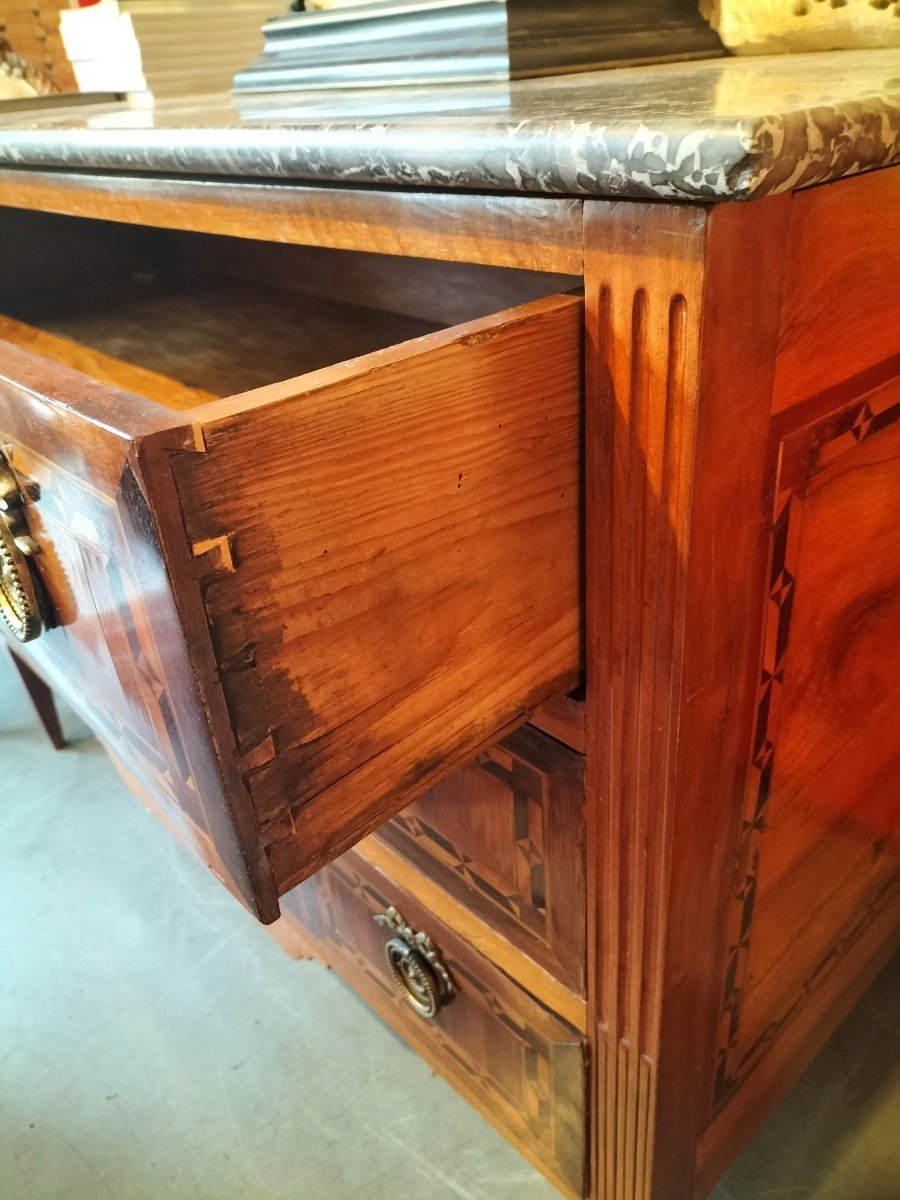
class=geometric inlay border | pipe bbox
[713,387,900,1106]
[387,749,549,938]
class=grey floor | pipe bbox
[0,653,897,1200]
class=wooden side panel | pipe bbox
[713,375,900,1105]
[143,295,584,896]
[582,195,794,1200]
[695,889,898,1198]
[692,178,900,1193]
[0,339,278,919]
[772,170,900,413]
[584,179,900,1200]
[278,849,588,1198]
[375,724,586,994]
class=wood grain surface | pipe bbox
[0,313,214,410]
[529,690,586,753]
[278,848,588,1197]
[0,233,583,923]
[583,194,794,1200]
[374,724,587,995]
[0,338,279,918]
[0,168,584,272]
[581,173,900,1200]
[15,280,442,400]
[773,170,900,413]
[704,371,900,1179]
[141,293,584,895]
[3,162,897,1200]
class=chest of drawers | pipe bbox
[1,56,898,1200]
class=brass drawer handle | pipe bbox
[374,905,455,1020]
[0,448,44,643]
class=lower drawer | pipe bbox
[374,724,586,995]
[278,851,588,1198]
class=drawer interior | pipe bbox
[0,208,580,405]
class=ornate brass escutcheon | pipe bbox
[0,446,44,643]
[374,905,456,1020]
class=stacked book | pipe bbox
[58,2,147,95]
[233,0,726,94]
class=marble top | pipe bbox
[0,48,898,201]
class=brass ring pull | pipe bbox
[374,906,455,1021]
[0,447,44,643]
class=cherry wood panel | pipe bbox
[772,170,900,413]
[144,294,583,895]
[580,176,899,1200]
[277,849,588,1198]
[695,894,899,1198]
[713,374,900,1105]
[690,185,900,1193]
[0,168,584,273]
[374,724,586,994]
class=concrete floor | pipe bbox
[0,653,897,1200]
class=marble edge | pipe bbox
[0,94,897,202]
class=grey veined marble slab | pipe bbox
[0,48,897,201]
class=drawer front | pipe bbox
[0,293,582,921]
[280,851,587,1198]
[0,351,266,912]
[375,724,586,994]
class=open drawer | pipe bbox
[0,227,582,922]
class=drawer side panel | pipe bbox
[145,294,584,895]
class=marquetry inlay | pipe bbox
[714,382,900,1105]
